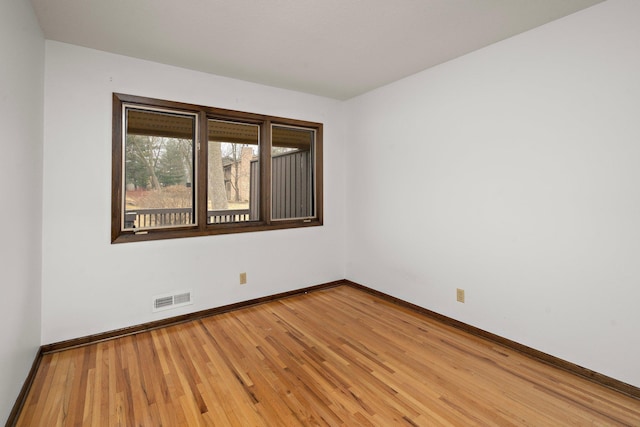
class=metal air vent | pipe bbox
[152,290,193,312]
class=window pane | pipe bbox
[208,120,260,224]
[123,108,196,230]
[271,125,315,220]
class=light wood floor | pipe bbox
[16,285,640,426]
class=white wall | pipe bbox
[0,0,44,423]
[41,42,346,344]
[345,0,640,387]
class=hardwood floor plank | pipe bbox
[16,285,640,426]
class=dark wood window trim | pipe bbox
[112,93,323,243]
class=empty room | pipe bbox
[2,0,639,425]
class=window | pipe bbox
[112,93,322,243]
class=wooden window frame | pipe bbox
[111,93,323,243]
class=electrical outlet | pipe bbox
[456,288,465,303]
[239,272,247,285]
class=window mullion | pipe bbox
[261,120,272,225]
[197,110,208,231]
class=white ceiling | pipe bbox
[30,0,604,100]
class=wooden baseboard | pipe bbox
[344,280,640,400]
[5,347,43,427]
[41,280,345,354]
[8,277,637,426]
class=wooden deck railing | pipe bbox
[125,208,251,229]
[207,209,251,224]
